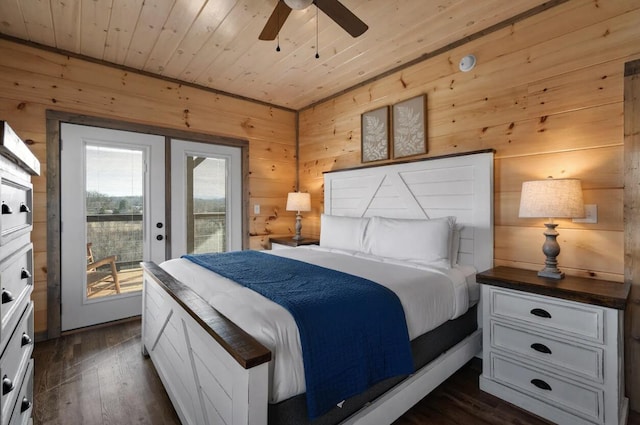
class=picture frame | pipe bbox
[392,95,427,158]
[361,106,390,163]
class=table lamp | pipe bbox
[518,178,584,279]
[286,192,311,240]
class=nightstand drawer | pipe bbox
[491,320,603,383]
[490,353,603,424]
[489,287,603,343]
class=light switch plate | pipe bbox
[254,204,260,214]
[573,204,597,224]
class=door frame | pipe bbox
[45,110,249,339]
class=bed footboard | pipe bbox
[141,260,482,425]
[141,262,272,425]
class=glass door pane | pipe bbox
[171,139,241,257]
[85,145,144,299]
[187,156,227,254]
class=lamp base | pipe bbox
[292,212,303,241]
[539,222,565,280]
[538,269,565,279]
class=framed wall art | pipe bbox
[361,106,390,163]
[392,95,427,158]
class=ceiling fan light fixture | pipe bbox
[260,0,367,41]
[284,0,313,10]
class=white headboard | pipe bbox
[323,151,494,272]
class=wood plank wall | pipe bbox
[298,0,640,411]
[624,59,640,414]
[0,39,298,335]
[299,0,638,281]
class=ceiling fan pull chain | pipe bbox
[276,5,281,52]
[315,6,320,59]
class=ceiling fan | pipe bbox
[259,0,368,41]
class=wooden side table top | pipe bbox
[476,266,630,310]
[269,236,320,247]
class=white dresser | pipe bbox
[0,121,39,425]
[478,266,630,425]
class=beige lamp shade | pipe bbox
[518,178,584,219]
[519,178,584,279]
[286,192,311,212]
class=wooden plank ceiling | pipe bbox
[0,0,550,110]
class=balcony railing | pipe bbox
[86,213,227,269]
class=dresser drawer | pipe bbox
[0,302,33,425]
[489,287,603,343]
[491,320,603,383]
[8,359,32,425]
[0,245,33,354]
[0,173,32,247]
[489,353,603,424]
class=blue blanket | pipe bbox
[183,250,414,419]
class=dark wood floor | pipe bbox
[34,319,640,425]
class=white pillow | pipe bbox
[367,216,455,268]
[450,223,464,266]
[320,214,370,252]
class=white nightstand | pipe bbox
[477,267,630,425]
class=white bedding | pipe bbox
[159,246,476,404]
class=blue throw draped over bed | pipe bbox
[183,250,414,419]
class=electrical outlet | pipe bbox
[573,204,597,224]
[254,204,260,215]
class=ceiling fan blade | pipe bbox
[259,1,292,40]
[315,0,368,38]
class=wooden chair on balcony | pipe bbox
[86,243,121,296]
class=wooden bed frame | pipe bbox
[141,150,494,425]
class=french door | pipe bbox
[60,124,243,331]
[60,124,166,331]
[170,139,242,257]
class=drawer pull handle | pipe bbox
[21,333,33,347]
[1,202,12,214]
[531,343,552,354]
[1,289,14,304]
[21,397,32,413]
[530,308,552,319]
[19,202,30,213]
[21,268,32,279]
[2,376,14,395]
[531,378,552,391]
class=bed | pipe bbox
[141,150,494,425]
